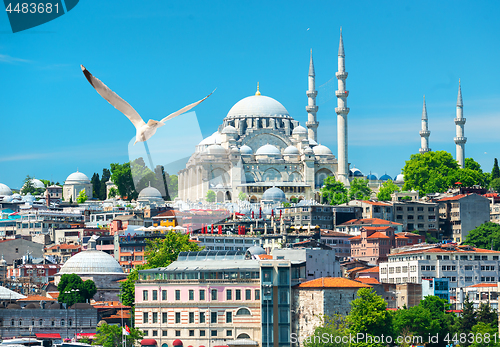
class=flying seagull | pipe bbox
[81,65,215,144]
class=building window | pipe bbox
[60,319,64,327]
[162,290,167,300]
[143,330,148,336]
[211,330,218,337]
[175,290,180,300]
[211,312,217,323]
[189,330,195,336]
[175,312,181,323]
[211,289,218,301]
[152,290,157,301]
[175,330,181,337]
[189,312,194,323]
[39,319,43,326]
[245,289,251,300]
[236,308,251,316]
[226,289,232,301]
[200,330,206,337]
[200,312,205,323]
[143,312,148,323]
[199,289,205,300]
[162,312,168,323]
[152,330,158,337]
[255,289,260,300]
[227,330,233,337]
[152,312,158,324]
[162,330,168,337]
[235,289,241,300]
[143,290,148,301]
[226,311,232,323]
[189,290,194,301]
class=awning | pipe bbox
[77,333,96,338]
[36,333,61,339]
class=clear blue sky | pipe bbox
[1,1,499,189]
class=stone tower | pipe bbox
[336,28,350,185]
[306,49,319,142]
[419,95,431,154]
[454,80,466,168]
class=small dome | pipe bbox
[292,125,307,135]
[256,144,281,156]
[69,303,93,309]
[246,245,266,256]
[47,302,62,310]
[240,145,253,155]
[21,179,45,191]
[7,303,21,309]
[0,183,12,196]
[308,138,318,146]
[313,145,333,156]
[304,146,314,154]
[139,186,162,199]
[283,146,300,155]
[198,132,222,146]
[222,125,238,134]
[59,250,124,275]
[226,95,290,119]
[25,303,40,309]
[379,174,392,181]
[262,187,286,202]
[205,144,227,155]
[65,171,90,185]
[350,168,363,177]
[395,174,405,183]
[230,146,240,154]
[366,174,378,180]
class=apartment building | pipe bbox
[320,230,351,260]
[463,283,499,309]
[16,210,84,240]
[392,201,438,235]
[346,200,393,221]
[190,234,260,251]
[437,193,490,242]
[335,218,402,236]
[287,204,334,229]
[45,244,81,263]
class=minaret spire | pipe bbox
[336,27,350,186]
[454,79,466,168]
[306,49,319,142]
[419,95,431,153]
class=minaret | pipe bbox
[336,28,350,186]
[419,95,431,154]
[306,49,319,142]
[454,79,466,168]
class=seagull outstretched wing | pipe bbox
[81,65,146,129]
[160,88,216,123]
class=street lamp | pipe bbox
[66,288,80,340]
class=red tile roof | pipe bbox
[46,244,81,250]
[356,277,380,285]
[349,235,361,240]
[297,277,371,288]
[18,295,56,301]
[391,245,500,255]
[257,254,273,260]
[358,266,379,273]
[367,232,390,239]
[340,218,402,226]
[361,201,392,206]
[467,283,498,288]
[347,267,367,273]
[320,230,352,237]
[47,292,59,299]
[438,194,469,202]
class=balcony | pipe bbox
[335,90,349,97]
[335,107,350,115]
[335,71,348,79]
[306,105,318,113]
[454,136,467,144]
[454,118,466,125]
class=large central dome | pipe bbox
[226,95,291,119]
[59,250,124,275]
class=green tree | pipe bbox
[450,167,488,188]
[93,322,143,347]
[463,222,500,250]
[377,179,400,201]
[110,162,138,201]
[303,314,348,347]
[455,295,476,346]
[91,173,101,199]
[492,158,500,180]
[238,191,247,201]
[393,304,438,344]
[81,279,97,302]
[119,232,203,307]
[77,189,88,203]
[476,302,497,328]
[21,175,36,195]
[206,190,216,202]
[108,187,118,199]
[346,287,392,347]
[465,158,483,172]
[58,274,97,305]
[470,322,500,347]
[348,178,371,201]
[100,168,111,200]
[490,177,500,193]
[320,176,348,205]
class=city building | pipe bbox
[422,277,450,301]
[45,244,81,263]
[463,283,498,309]
[63,170,93,202]
[320,230,351,260]
[0,238,44,265]
[396,283,422,308]
[287,203,334,230]
[346,201,393,221]
[392,201,439,235]
[335,218,402,235]
[15,210,85,241]
[190,234,260,251]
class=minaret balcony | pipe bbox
[336,71,348,79]
[419,148,431,154]
[419,130,430,137]
[306,90,317,98]
[335,107,350,115]
[306,121,319,129]
[454,136,467,144]
[335,90,349,97]
[454,118,466,125]
[306,105,318,113]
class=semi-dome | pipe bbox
[292,125,307,135]
[221,125,238,134]
[240,145,253,155]
[226,95,290,119]
[350,168,363,177]
[379,174,392,181]
[205,144,227,155]
[262,187,286,202]
[313,145,333,156]
[139,185,162,199]
[198,132,222,146]
[283,146,300,155]
[65,171,90,185]
[394,174,404,183]
[0,183,12,196]
[256,144,281,156]
[59,250,124,275]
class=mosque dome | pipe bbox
[256,144,281,156]
[246,245,266,256]
[226,95,290,119]
[394,174,405,183]
[313,145,333,156]
[0,183,12,196]
[239,145,253,155]
[292,125,307,135]
[283,146,300,155]
[59,250,124,275]
[65,171,90,185]
[205,144,227,155]
[308,138,318,146]
[366,174,378,180]
[21,178,45,191]
[138,186,162,199]
[350,168,363,177]
[379,174,392,181]
[198,132,222,146]
[222,125,238,134]
[304,146,314,155]
[262,187,286,202]
[230,146,240,154]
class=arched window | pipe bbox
[69,319,72,327]
[19,320,22,326]
[31,320,35,326]
[237,333,251,339]
[39,319,43,326]
[11,319,14,326]
[236,308,251,316]
[51,320,55,327]
[61,319,65,326]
